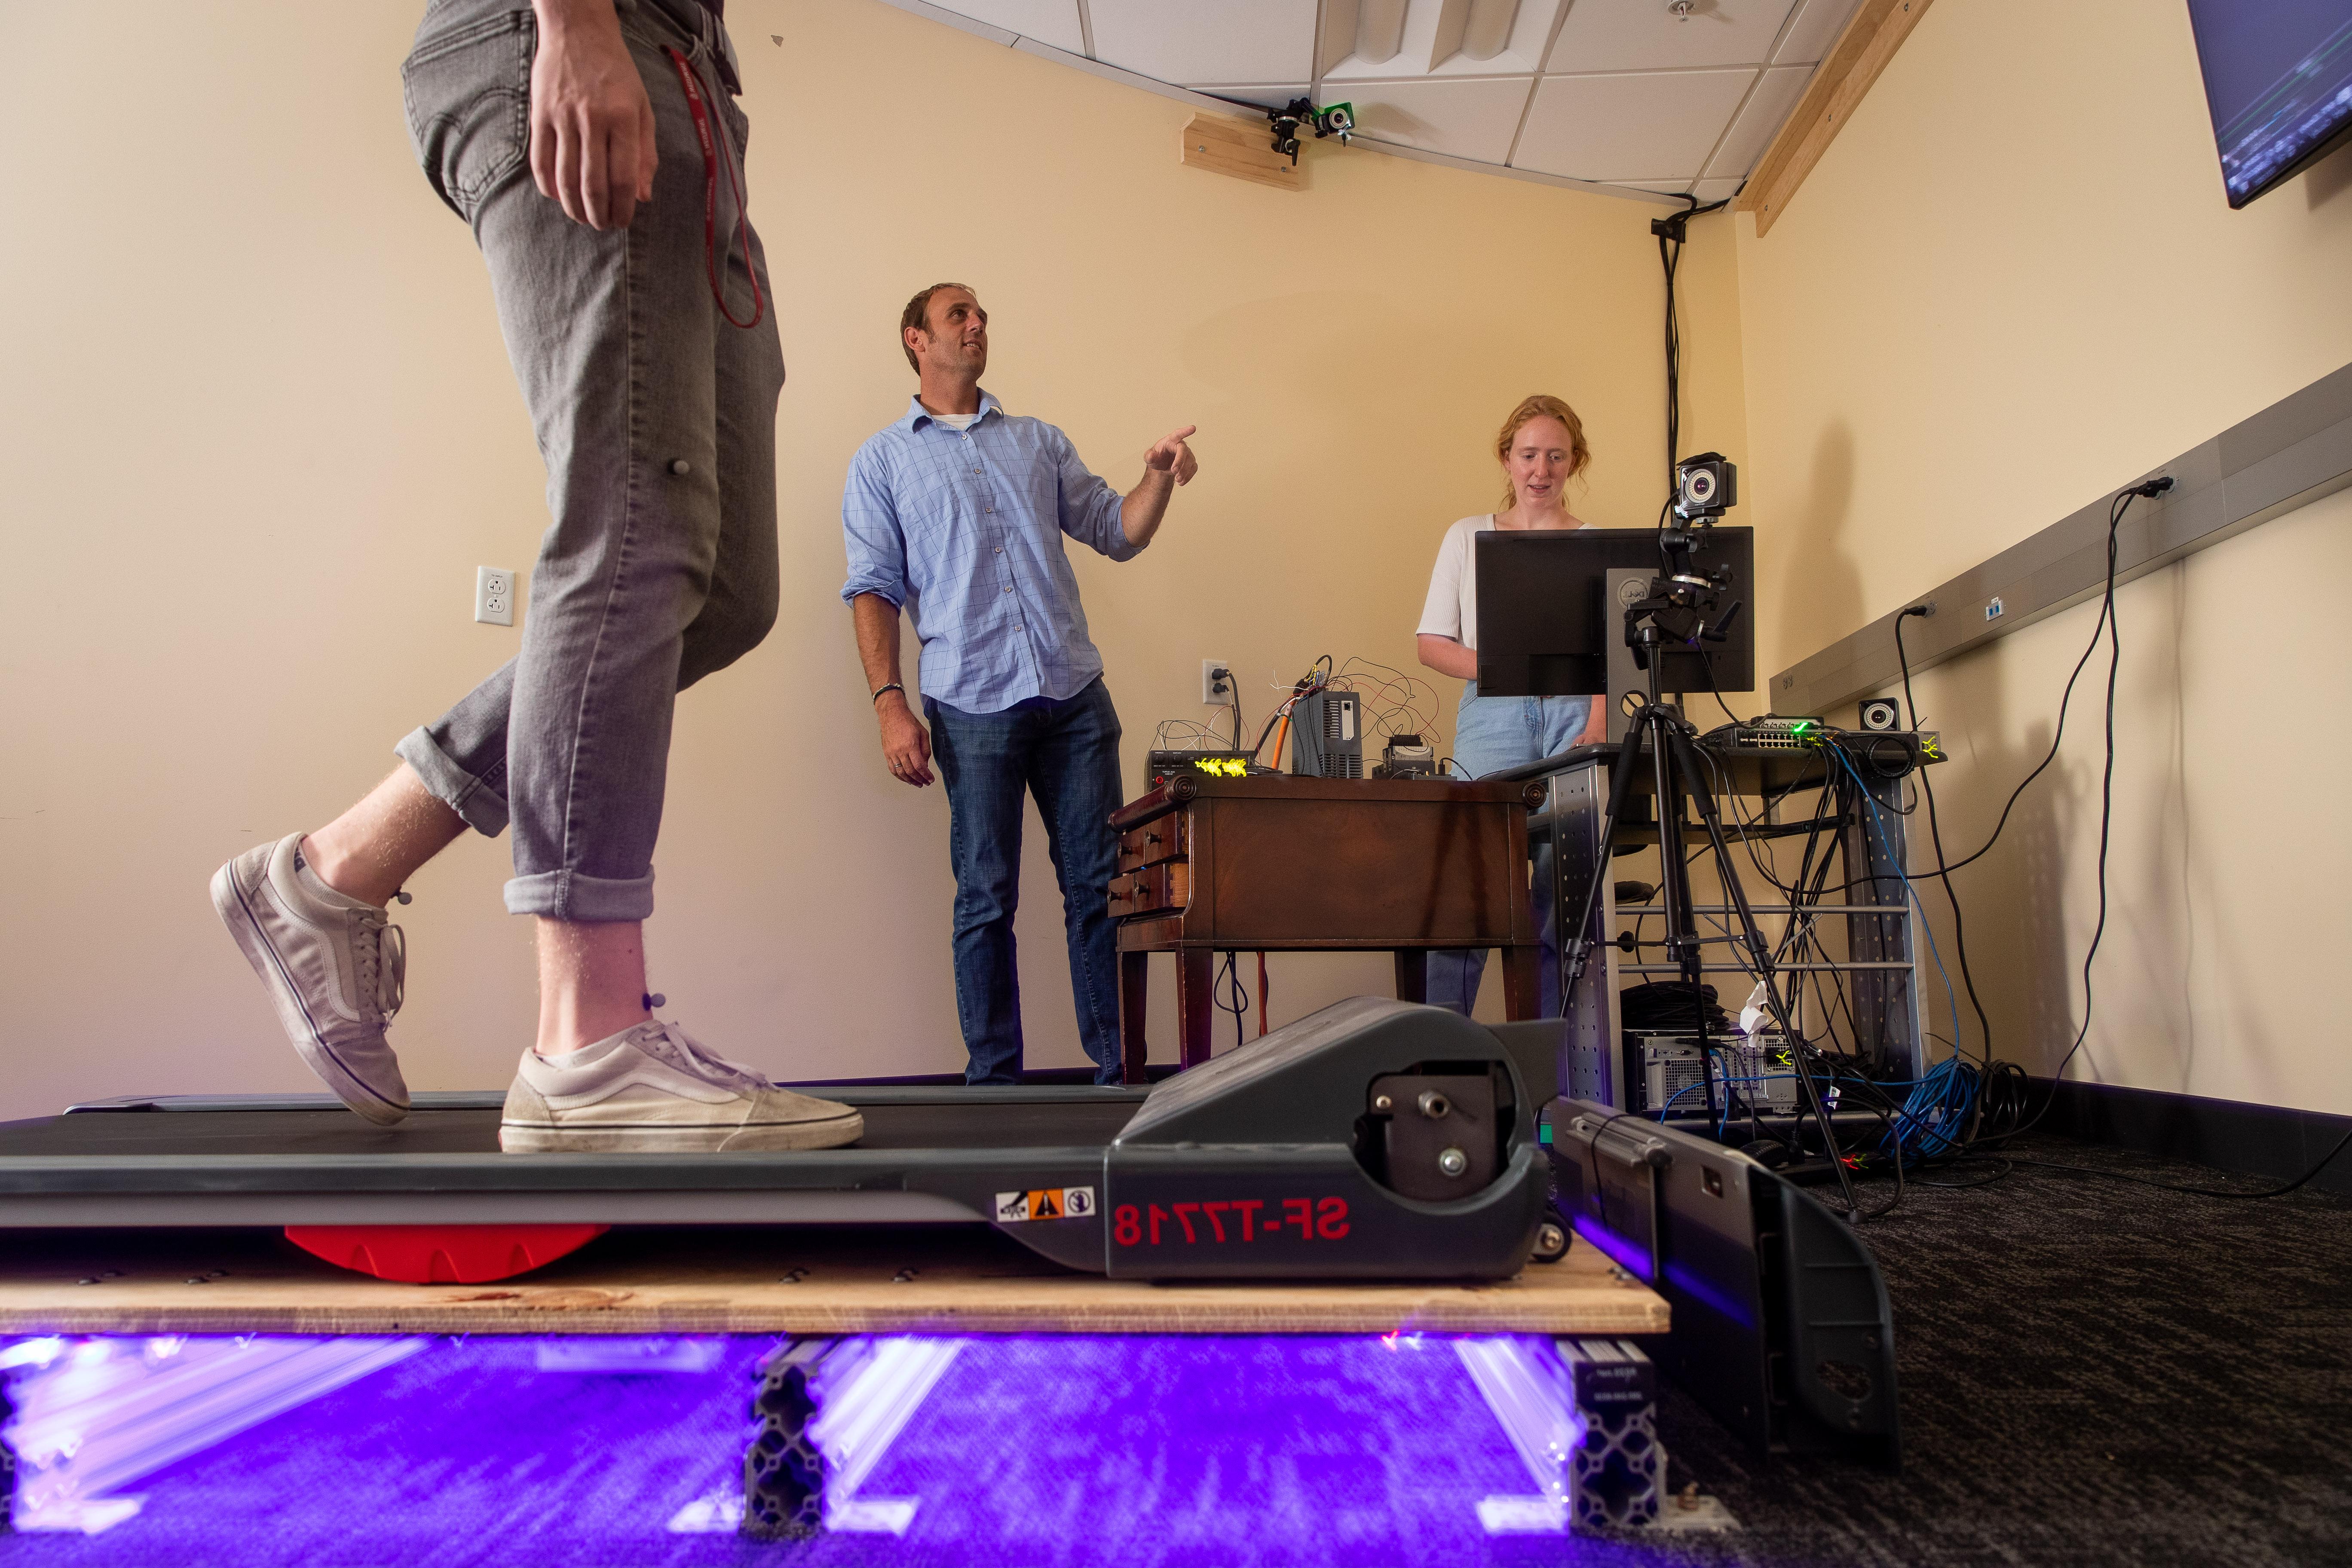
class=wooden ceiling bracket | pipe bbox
[1737,0,1936,236]
[1181,111,1304,193]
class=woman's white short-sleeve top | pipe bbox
[1416,515,1496,651]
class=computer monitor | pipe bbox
[1473,526,1755,698]
[2187,0,2352,209]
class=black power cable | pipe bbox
[1872,480,2199,1165]
[1893,608,1997,1134]
[1997,488,2146,1139]
[1959,1129,2352,1199]
[1653,196,1730,517]
[1211,951,1250,1051]
[1886,482,2165,886]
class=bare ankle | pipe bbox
[300,833,391,908]
[303,766,464,908]
[534,918,652,1058]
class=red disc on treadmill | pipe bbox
[284,1223,609,1283]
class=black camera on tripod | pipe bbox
[1630,453,1743,670]
[1672,451,1737,522]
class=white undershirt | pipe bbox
[927,410,980,432]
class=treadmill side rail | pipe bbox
[1543,1096,1899,1468]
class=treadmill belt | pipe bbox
[0,1099,1145,1159]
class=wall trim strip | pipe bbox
[1770,358,2352,718]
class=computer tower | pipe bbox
[1626,1032,1795,1115]
[1289,688,1364,778]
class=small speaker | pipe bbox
[1858,698,1901,732]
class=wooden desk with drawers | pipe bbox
[1106,774,1547,1081]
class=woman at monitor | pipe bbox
[1415,393,1605,1018]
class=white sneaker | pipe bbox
[499,1020,864,1152]
[211,833,411,1125]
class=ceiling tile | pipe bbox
[1702,63,1810,177]
[1770,0,1862,65]
[1347,76,1541,164]
[1086,0,1318,88]
[1512,68,1754,180]
[1324,0,1568,81]
[928,0,1085,54]
[1547,0,1798,73]
[1608,178,1693,195]
[1690,176,1745,203]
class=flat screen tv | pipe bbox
[2186,0,2352,207]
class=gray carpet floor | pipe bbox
[1641,1133,2352,1568]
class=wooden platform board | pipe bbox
[0,1225,1667,1338]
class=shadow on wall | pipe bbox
[2304,134,2352,210]
[1773,421,1864,689]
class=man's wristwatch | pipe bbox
[871,682,905,704]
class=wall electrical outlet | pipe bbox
[476,566,516,627]
[1201,658,1232,706]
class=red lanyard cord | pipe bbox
[664,45,764,330]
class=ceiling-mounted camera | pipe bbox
[1267,97,1355,164]
[1672,451,1737,522]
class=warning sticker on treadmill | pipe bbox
[995,1186,1095,1222]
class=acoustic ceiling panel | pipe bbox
[1348,77,1547,164]
[932,0,1085,54]
[1547,0,1800,74]
[1770,0,1864,65]
[1086,0,1319,89]
[1513,67,1755,181]
[899,0,1850,201]
[1323,0,1569,82]
[1703,64,1812,178]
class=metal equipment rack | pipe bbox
[1504,735,1935,1114]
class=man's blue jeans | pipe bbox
[926,680,1125,1084]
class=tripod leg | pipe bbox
[1667,726,1864,1218]
[1648,714,1721,1127]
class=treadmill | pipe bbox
[0,994,1899,1467]
[0,998,1564,1283]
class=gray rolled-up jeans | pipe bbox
[392,0,783,922]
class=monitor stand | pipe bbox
[1604,568,1651,744]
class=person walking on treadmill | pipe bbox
[842,284,1198,1084]
[211,0,864,1152]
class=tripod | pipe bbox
[1557,570,1865,1218]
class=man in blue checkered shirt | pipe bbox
[842,283,1198,1084]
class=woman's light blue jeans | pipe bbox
[1426,680,1593,1018]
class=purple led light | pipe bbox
[3,1332,1591,1564]
[1569,1214,1654,1280]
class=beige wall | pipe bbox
[0,0,1745,1119]
[1733,0,2352,1112]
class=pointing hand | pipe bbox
[1144,425,1199,486]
